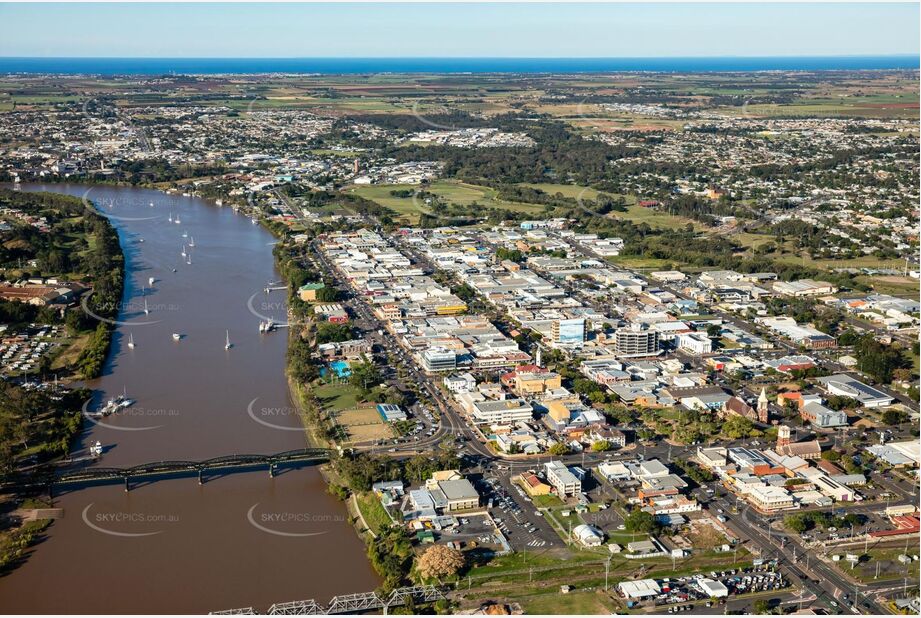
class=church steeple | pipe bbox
[757,388,769,423]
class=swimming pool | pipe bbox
[322,360,351,378]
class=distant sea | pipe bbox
[0,56,918,75]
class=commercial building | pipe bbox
[773,279,838,297]
[470,398,533,424]
[297,282,326,302]
[614,325,660,357]
[698,578,730,598]
[572,524,605,547]
[677,332,713,355]
[801,402,848,428]
[436,478,480,512]
[618,579,661,600]
[421,348,457,373]
[377,403,408,422]
[757,316,836,349]
[815,374,894,408]
[551,318,586,345]
[544,460,581,497]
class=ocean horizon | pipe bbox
[0,55,918,75]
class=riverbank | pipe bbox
[0,182,381,612]
[0,187,126,576]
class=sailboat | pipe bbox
[225,330,232,350]
[127,333,135,349]
[188,236,195,248]
[175,215,182,225]
[144,298,149,315]
[181,245,187,258]
[168,211,173,223]
[186,251,192,265]
[182,230,188,239]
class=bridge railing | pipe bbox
[217,585,445,615]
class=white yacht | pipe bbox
[172,333,181,341]
[148,276,156,286]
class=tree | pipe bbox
[753,599,772,614]
[349,358,382,395]
[548,442,570,456]
[416,544,465,581]
[783,513,814,534]
[590,440,612,452]
[722,415,755,439]
[624,509,659,534]
[881,409,909,425]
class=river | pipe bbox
[0,183,379,613]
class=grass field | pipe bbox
[350,180,547,223]
[612,204,706,232]
[355,491,394,536]
[313,382,362,412]
[846,544,921,584]
[519,589,617,615]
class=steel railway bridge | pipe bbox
[44,448,332,492]
[210,585,446,615]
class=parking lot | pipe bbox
[0,324,59,377]
[477,474,560,550]
[643,566,788,612]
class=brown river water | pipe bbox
[0,183,378,613]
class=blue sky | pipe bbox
[0,2,918,58]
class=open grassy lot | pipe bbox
[845,544,921,584]
[612,204,707,232]
[350,180,546,223]
[519,589,618,614]
[355,490,394,536]
[313,382,362,412]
